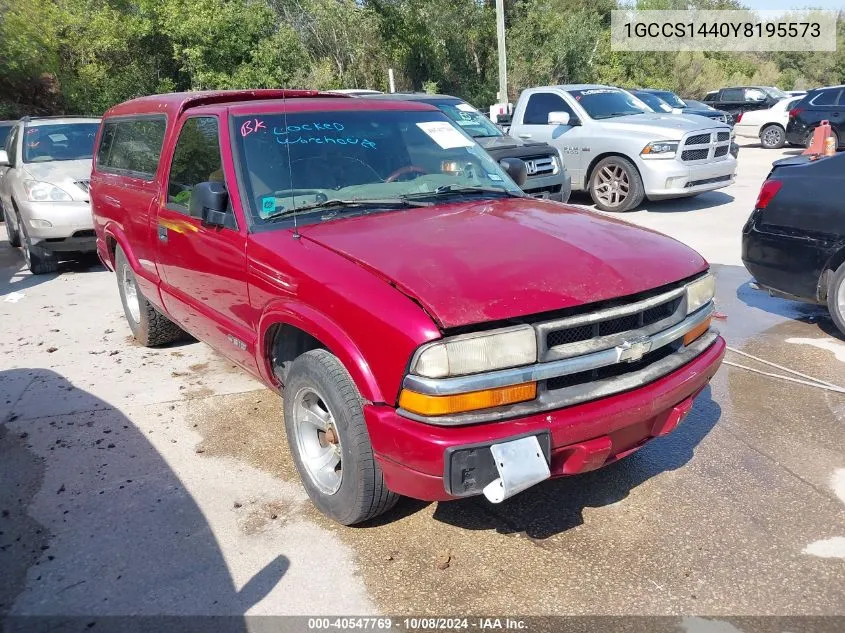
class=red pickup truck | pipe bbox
[91,90,725,525]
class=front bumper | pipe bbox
[639,156,736,199]
[366,335,725,501]
[734,122,762,140]
[522,173,571,203]
[17,199,94,244]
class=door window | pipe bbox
[720,88,744,102]
[810,89,842,107]
[744,88,767,103]
[96,116,166,179]
[523,93,574,125]
[167,117,225,216]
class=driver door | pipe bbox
[517,91,585,187]
[156,115,255,370]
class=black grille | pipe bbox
[72,230,95,238]
[682,149,709,161]
[546,341,681,391]
[685,175,731,188]
[714,145,728,157]
[545,297,681,350]
[685,134,710,146]
[547,324,593,347]
[717,131,730,141]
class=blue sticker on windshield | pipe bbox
[487,173,503,181]
[261,197,277,217]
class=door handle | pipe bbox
[518,133,532,139]
[157,224,168,243]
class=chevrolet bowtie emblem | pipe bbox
[618,337,652,363]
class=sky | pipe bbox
[741,0,843,8]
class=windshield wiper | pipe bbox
[403,185,524,200]
[262,197,432,222]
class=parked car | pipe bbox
[91,89,724,525]
[508,85,737,212]
[634,89,732,125]
[363,93,570,202]
[734,97,802,149]
[703,86,790,118]
[785,85,844,150]
[742,152,845,334]
[683,99,737,126]
[0,116,101,273]
[0,120,15,182]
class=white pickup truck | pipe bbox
[509,84,737,212]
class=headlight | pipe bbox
[22,180,72,202]
[686,273,716,315]
[549,154,560,174]
[411,325,537,378]
[641,141,679,159]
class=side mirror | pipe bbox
[189,181,229,227]
[547,111,571,126]
[499,157,527,187]
[0,150,8,167]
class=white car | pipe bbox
[734,97,802,149]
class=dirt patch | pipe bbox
[188,391,299,482]
[188,362,209,374]
[181,386,215,400]
[237,499,300,535]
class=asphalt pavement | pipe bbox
[1,142,843,622]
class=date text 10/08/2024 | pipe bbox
[307,618,529,631]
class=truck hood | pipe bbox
[594,113,726,141]
[298,198,707,329]
[475,135,548,152]
[23,159,92,200]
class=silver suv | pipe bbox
[0,116,101,273]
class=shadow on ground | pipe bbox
[0,368,286,624]
[362,387,721,540]
[567,190,734,213]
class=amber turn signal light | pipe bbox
[682,317,711,346]
[399,382,537,416]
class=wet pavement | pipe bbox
[1,143,844,619]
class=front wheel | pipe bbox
[115,246,185,347]
[760,124,786,149]
[588,156,644,212]
[283,349,398,525]
[21,227,58,275]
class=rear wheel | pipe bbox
[760,124,786,149]
[588,156,644,212]
[283,349,398,525]
[827,263,845,337]
[115,246,185,346]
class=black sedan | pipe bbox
[742,152,845,334]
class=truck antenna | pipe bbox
[281,88,300,239]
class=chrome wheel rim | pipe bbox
[122,266,141,323]
[762,127,781,147]
[594,163,630,208]
[837,280,845,318]
[292,387,343,495]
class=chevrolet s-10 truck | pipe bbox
[91,90,724,525]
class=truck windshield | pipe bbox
[23,123,100,163]
[232,109,521,227]
[569,89,650,120]
[425,99,504,138]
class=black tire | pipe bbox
[588,156,645,212]
[283,349,398,525]
[115,246,184,347]
[827,262,845,337]
[21,225,58,275]
[3,205,21,248]
[759,124,786,149]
